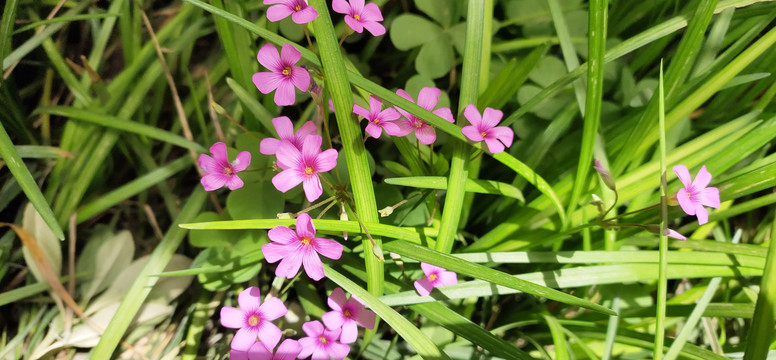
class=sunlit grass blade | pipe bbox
[664,277,722,360]
[3,145,69,159]
[0,123,64,240]
[655,60,668,360]
[385,176,524,202]
[324,265,451,360]
[743,217,776,359]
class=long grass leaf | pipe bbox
[664,277,722,360]
[743,217,776,359]
[385,176,524,202]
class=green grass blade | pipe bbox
[382,239,616,315]
[565,0,608,218]
[4,145,69,159]
[543,314,571,360]
[225,77,274,133]
[13,13,119,34]
[601,296,621,360]
[0,0,18,62]
[547,0,586,111]
[743,218,776,360]
[37,106,206,152]
[655,61,668,360]
[436,0,485,253]
[664,277,722,360]
[324,265,451,360]
[309,0,383,298]
[385,176,524,202]
[479,44,546,109]
[91,188,207,358]
[0,122,64,240]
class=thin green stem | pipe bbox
[654,61,668,360]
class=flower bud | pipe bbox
[667,193,679,206]
[593,159,616,191]
[378,206,394,217]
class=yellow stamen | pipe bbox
[480,131,487,138]
[304,166,314,176]
[319,336,328,344]
[301,236,311,245]
[223,166,234,176]
[248,315,260,326]
[354,14,361,20]
[282,67,292,76]
[373,118,380,124]
[429,274,437,281]
[295,5,302,11]
[343,309,352,318]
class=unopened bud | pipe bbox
[644,224,687,241]
[277,212,294,219]
[667,193,679,206]
[378,206,394,217]
[210,101,227,115]
[372,244,385,262]
[340,203,348,241]
[593,159,616,191]
[590,194,604,206]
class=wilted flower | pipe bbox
[593,158,616,191]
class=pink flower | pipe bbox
[332,0,385,36]
[593,158,616,191]
[260,116,318,155]
[264,0,318,24]
[220,287,288,351]
[199,142,251,191]
[253,43,310,106]
[393,87,454,145]
[461,104,513,154]
[673,165,721,225]
[271,135,338,202]
[353,95,401,139]
[414,262,458,296]
[321,288,376,344]
[298,321,350,360]
[230,339,303,360]
[666,228,687,241]
[262,213,343,281]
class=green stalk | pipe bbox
[435,0,484,254]
[743,217,776,359]
[566,0,608,220]
[308,0,383,296]
[654,62,668,360]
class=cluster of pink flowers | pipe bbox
[263,0,386,37]
[221,286,377,359]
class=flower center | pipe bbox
[354,14,361,20]
[372,117,380,124]
[304,166,315,176]
[319,336,328,344]
[223,166,234,176]
[480,131,487,138]
[301,236,312,245]
[295,5,302,11]
[282,67,292,77]
[343,308,352,318]
[248,314,260,326]
[428,274,437,282]
[686,191,692,199]
[413,119,424,129]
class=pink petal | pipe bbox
[676,188,696,215]
[322,310,345,330]
[257,322,282,349]
[353,104,371,119]
[302,249,325,281]
[313,237,343,260]
[273,116,295,140]
[199,154,219,173]
[415,125,436,145]
[365,123,383,138]
[356,307,376,330]
[291,66,310,92]
[247,342,272,360]
[328,343,351,360]
[220,306,246,328]
[312,347,329,360]
[303,320,325,336]
[253,72,286,94]
[260,138,281,155]
[266,4,294,22]
[262,242,291,264]
[395,89,414,104]
[701,187,720,209]
[260,297,288,321]
[389,119,414,136]
[692,165,713,189]
[491,126,514,148]
[379,107,400,121]
[673,165,692,188]
[332,0,350,14]
[315,149,339,172]
[417,87,441,111]
[666,229,687,241]
[274,80,297,106]
[463,104,481,127]
[275,247,304,278]
[695,205,709,225]
[257,43,283,72]
[461,125,483,142]
[296,213,316,238]
[438,271,458,286]
[201,173,228,191]
[298,337,317,359]
[344,16,364,33]
[280,43,302,66]
[276,141,303,170]
[303,176,323,202]
[274,339,303,360]
[362,20,386,36]
[433,107,455,123]
[483,137,506,154]
[209,142,228,164]
[268,226,298,245]
[349,0,365,13]
[232,151,252,172]
[420,262,443,275]
[414,278,433,296]
[361,3,383,21]
[481,107,504,129]
[302,135,323,163]
[368,95,382,115]
[272,169,305,193]
[380,122,401,137]
[327,287,347,311]
[225,175,245,190]
[296,122,318,143]
[232,327,259,351]
[230,349,250,360]
[339,321,358,344]
[239,287,262,312]
[291,6,318,24]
